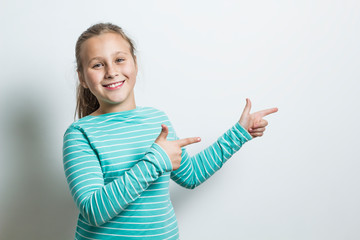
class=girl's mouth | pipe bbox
[103,80,125,89]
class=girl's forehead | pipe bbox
[81,32,131,57]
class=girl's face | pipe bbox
[78,32,138,114]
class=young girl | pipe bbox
[63,22,278,240]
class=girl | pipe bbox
[63,22,278,240]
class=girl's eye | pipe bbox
[116,58,125,63]
[92,63,102,68]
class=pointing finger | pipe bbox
[255,107,278,118]
[175,137,201,147]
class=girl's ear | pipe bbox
[77,70,88,88]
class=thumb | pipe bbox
[156,124,169,141]
[241,98,252,117]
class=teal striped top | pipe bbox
[63,106,252,239]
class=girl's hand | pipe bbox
[239,98,278,138]
[155,124,201,170]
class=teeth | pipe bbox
[106,81,124,88]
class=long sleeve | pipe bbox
[63,125,172,227]
[170,122,252,189]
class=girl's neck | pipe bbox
[91,100,137,116]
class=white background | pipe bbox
[1,0,359,239]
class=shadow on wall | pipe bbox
[0,92,77,240]
[0,89,199,240]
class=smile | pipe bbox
[103,80,125,89]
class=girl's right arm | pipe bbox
[63,126,173,227]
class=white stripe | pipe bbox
[98,145,148,156]
[114,180,129,205]
[70,178,102,193]
[119,178,134,201]
[108,211,175,224]
[89,196,98,226]
[64,131,82,138]
[88,123,162,140]
[234,124,250,141]
[207,147,221,169]
[114,208,173,218]
[76,230,98,240]
[163,230,179,240]
[99,190,111,220]
[79,108,158,127]
[63,137,85,145]
[143,162,156,182]
[145,154,162,174]
[226,131,241,148]
[74,184,103,204]
[125,173,139,196]
[63,154,94,166]
[63,143,88,151]
[103,187,116,215]
[85,112,164,129]
[145,187,168,192]
[211,144,223,164]
[138,193,169,199]
[94,193,105,222]
[200,151,216,175]
[221,136,233,156]
[66,166,100,180]
[123,204,171,212]
[130,200,168,205]
[135,164,148,189]
[64,160,95,173]
[152,180,169,185]
[95,138,152,150]
[110,184,124,211]
[153,147,169,170]
[63,148,91,158]
[101,156,141,166]
[88,116,166,133]
[192,165,202,185]
[77,107,151,126]
[77,223,178,237]
[193,155,209,180]
[79,217,177,231]
[68,172,102,186]
[79,214,176,231]
[91,132,156,143]
[171,161,191,182]
[130,168,145,191]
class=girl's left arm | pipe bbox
[169,98,278,189]
[169,121,252,189]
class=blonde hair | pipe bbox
[75,22,136,119]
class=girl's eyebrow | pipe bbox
[87,51,128,65]
[113,51,128,56]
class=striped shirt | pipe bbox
[63,106,252,239]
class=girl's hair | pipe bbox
[75,22,136,119]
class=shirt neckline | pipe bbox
[87,106,142,118]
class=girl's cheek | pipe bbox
[122,65,136,78]
[88,70,104,80]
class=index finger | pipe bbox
[255,107,278,118]
[175,137,201,147]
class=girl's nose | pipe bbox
[105,64,119,79]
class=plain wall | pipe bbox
[1,0,359,239]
